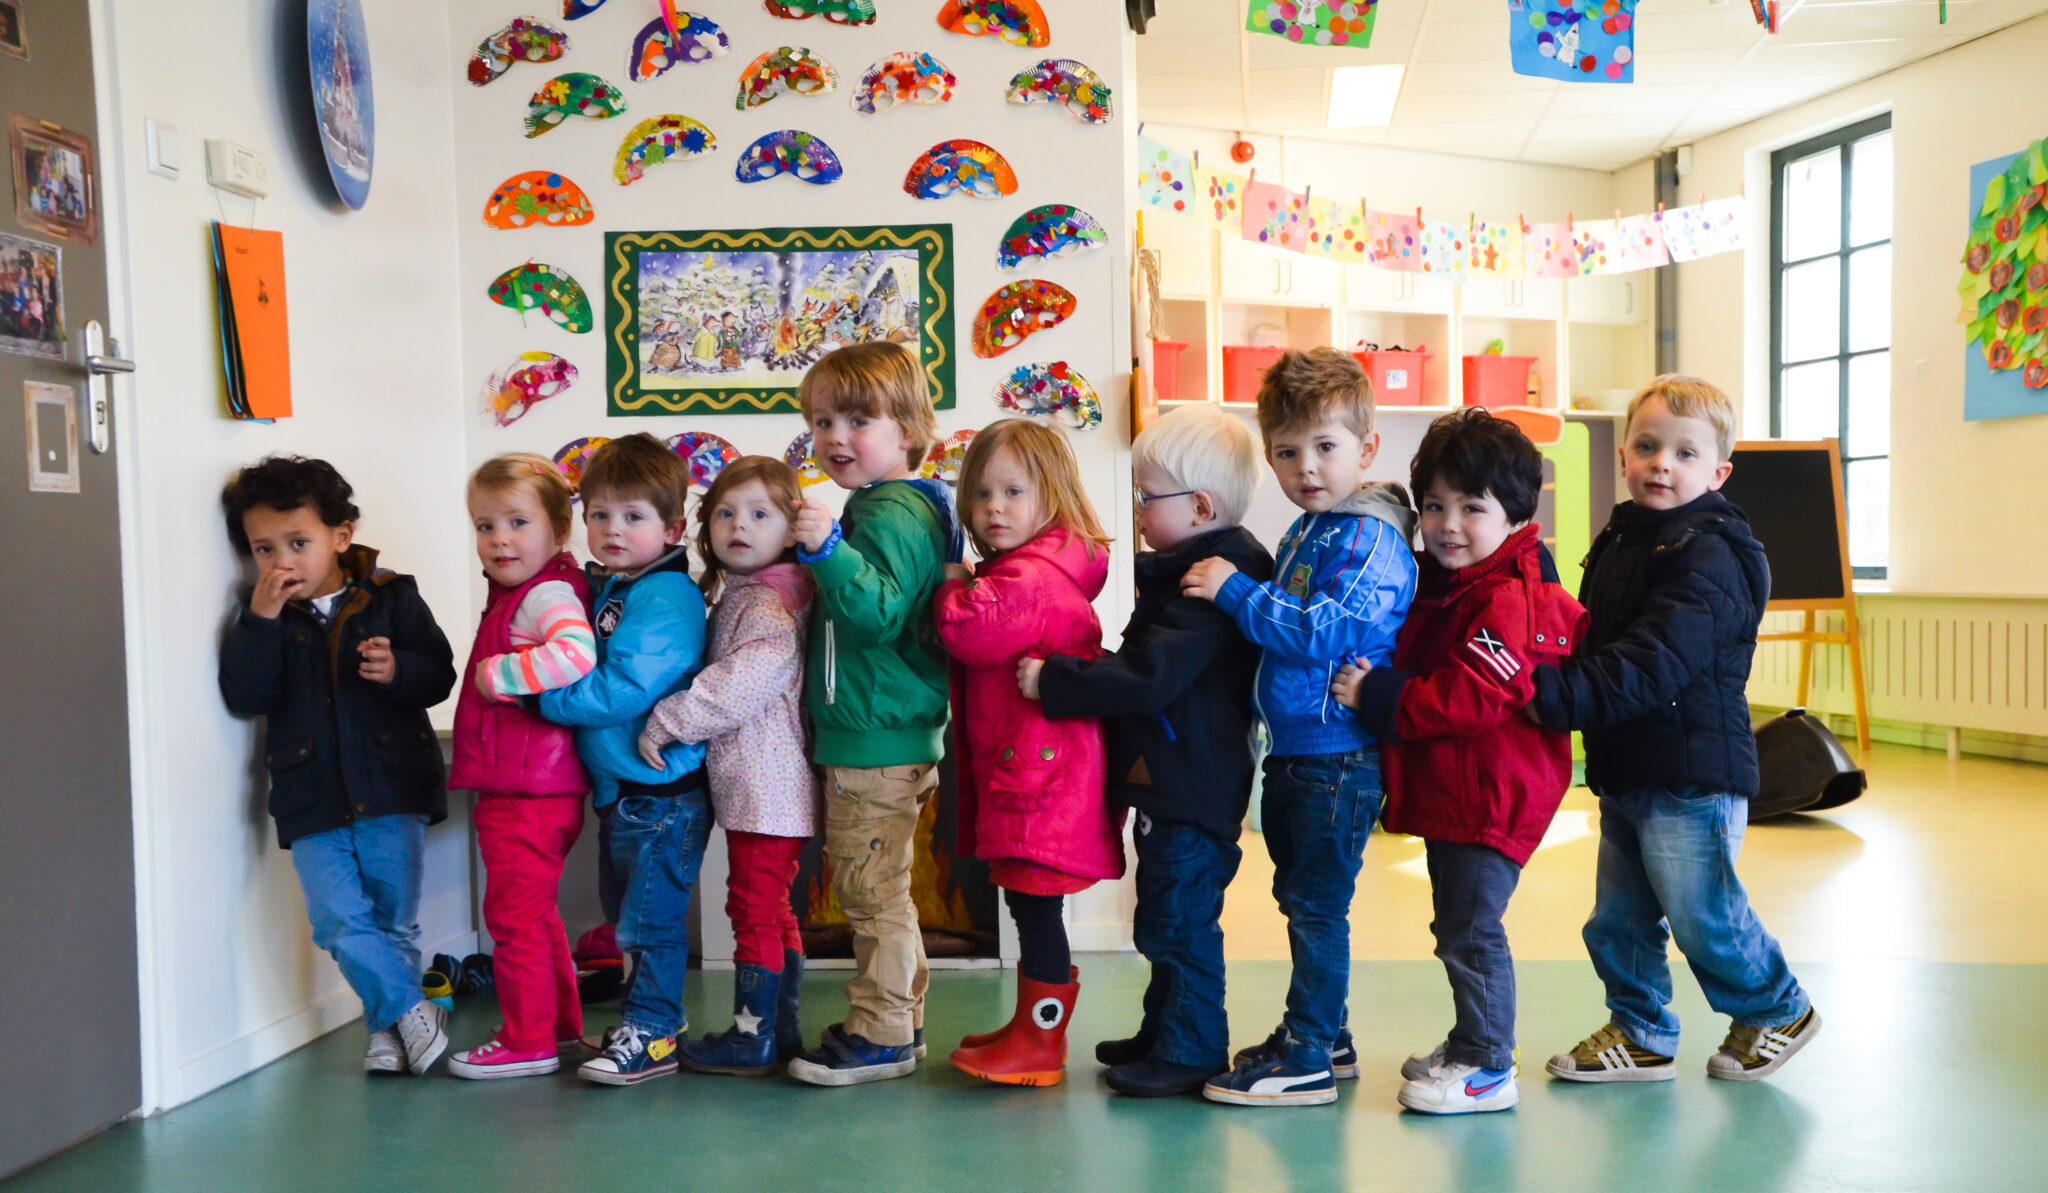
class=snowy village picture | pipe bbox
[308,0,374,211]
[604,225,956,416]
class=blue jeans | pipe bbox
[1260,748,1382,1064]
[599,789,711,1039]
[290,815,427,1034]
[1585,786,1810,1055]
[1131,813,1242,1069]
[1425,840,1523,1070]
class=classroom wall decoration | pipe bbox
[998,204,1105,269]
[1365,208,1421,271]
[469,16,570,86]
[1199,165,1245,231]
[971,278,1075,358]
[767,0,878,24]
[905,139,1018,200]
[1569,217,1616,275]
[482,351,577,425]
[487,262,593,332]
[1960,137,2048,420]
[854,52,956,114]
[1469,216,1524,276]
[936,0,1052,48]
[994,361,1102,430]
[524,72,627,137]
[484,170,595,227]
[553,435,610,494]
[1612,212,1671,271]
[614,114,717,184]
[1243,180,1311,252]
[784,430,831,487]
[10,118,96,247]
[734,129,843,184]
[922,428,975,482]
[1005,59,1111,124]
[1138,134,1192,213]
[1247,0,1377,48]
[1659,197,1745,261]
[737,46,839,109]
[665,429,742,488]
[308,0,373,212]
[564,0,610,18]
[1421,219,1470,283]
[1525,220,1578,278]
[1509,0,1635,84]
[627,12,728,81]
[604,225,956,416]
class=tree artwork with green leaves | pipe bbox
[1959,136,2048,388]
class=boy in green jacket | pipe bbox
[787,343,962,1087]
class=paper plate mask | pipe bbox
[563,0,608,16]
[615,115,717,185]
[665,430,742,490]
[484,171,595,228]
[487,262,593,332]
[525,73,628,138]
[853,52,956,115]
[735,130,843,185]
[766,0,878,25]
[469,17,569,87]
[920,429,976,483]
[553,435,611,495]
[905,140,1016,200]
[996,362,1101,430]
[972,279,1076,358]
[936,0,1051,47]
[783,432,832,488]
[737,46,839,110]
[483,353,577,426]
[1005,59,1112,124]
[998,205,1106,270]
[628,12,729,82]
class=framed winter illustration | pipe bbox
[604,224,956,416]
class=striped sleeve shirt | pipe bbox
[481,579,597,699]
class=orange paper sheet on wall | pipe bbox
[210,221,293,419]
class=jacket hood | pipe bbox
[1611,492,1769,611]
[732,561,813,614]
[1002,524,1109,602]
[893,477,965,565]
[1332,482,1418,540]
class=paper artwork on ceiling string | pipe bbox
[628,12,728,82]
[921,428,975,483]
[469,17,569,87]
[853,52,956,114]
[734,130,843,185]
[525,73,627,137]
[1242,180,1311,253]
[783,431,832,487]
[1421,220,1470,283]
[1569,217,1616,275]
[483,352,577,426]
[766,0,877,24]
[485,171,595,228]
[905,140,1017,200]
[553,436,610,496]
[1509,0,1635,84]
[995,362,1102,430]
[1959,139,2048,418]
[1468,217,1524,277]
[1246,0,1377,47]
[1307,200,1368,262]
[1612,213,1670,271]
[1524,221,1579,278]
[1660,198,1745,262]
[1005,59,1112,124]
[935,0,1051,48]
[615,115,717,185]
[564,0,608,17]
[487,262,593,332]
[1138,135,1191,214]
[665,430,742,489]
[972,278,1075,358]
[1198,167,1246,232]
[737,47,839,110]
[998,205,1106,270]
[1365,209,1422,272]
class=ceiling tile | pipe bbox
[1546,82,1716,116]
[1396,88,1557,123]
[1781,0,1955,39]
[1736,38,1920,75]
[1385,118,1541,148]
[1401,58,1560,94]
[1518,140,1668,169]
[1627,48,1752,83]
[1246,25,1416,66]
[1141,70,1250,107]
[1141,0,1244,36]
[1412,20,1517,62]
[1526,113,1685,143]
[1136,34,1241,76]
[1634,9,1771,51]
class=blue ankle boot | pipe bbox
[680,963,780,1077]
[775,949,805,1063]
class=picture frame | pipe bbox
[0,1,28,62]
[604,224,956,416]
[0,230,63,360]
[11,116,96,246]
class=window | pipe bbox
[1771,113,1893,579]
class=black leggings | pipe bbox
[1004,889,1070,985]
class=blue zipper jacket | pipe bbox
[1214,484,1418,757]
[538,546,708,808]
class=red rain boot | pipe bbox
[957,965,1077,1052]
[950,973,1079,1087]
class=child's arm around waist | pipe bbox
[1350,588,1566,742]
[643,586,798,747]
[539,576,706,728]
[1037,594,1237,720]
[805,494,936,645]
[480,580,597,699]
[368,579,458,709]
[1199,517,1410,665]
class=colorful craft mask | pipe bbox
[765,0,877,25]
[484,171,595,228]
[563,0,608,16]
[469,17,570,87]
[524,73,628,138]
[935,0,1051,47]
[995,362,1102,430]
[737,47,839,110]
[972,279,1076,359]
[664,430,741,490]
[553,436,611,495]
[614,115,717,185]
[1509,0,1635,83]
[487,262,593,332]
[484,353,577,426]
[905,140,1016,200]
[734,130,843,185]
[628,12,729,82]
[783,432,832,488]
[1005,59,1112,124]
[998,205,1106,270]
[920,429,976,484]
[853,52,956,115]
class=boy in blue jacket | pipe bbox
[1183,348,1417,1107]
[535,433,710,1087]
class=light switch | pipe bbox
[145,118,179,180]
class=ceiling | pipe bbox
[1134,0,2048,170]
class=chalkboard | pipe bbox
[1719,443,1845,604]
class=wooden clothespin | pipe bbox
[1138,121,1147,137]
[1415,206,1423,227]
[1193,149,1200,170]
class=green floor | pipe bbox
[12,955,2048,1193]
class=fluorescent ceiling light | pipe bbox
[1326,65,1404,128]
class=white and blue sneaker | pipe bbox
[1203,1033,1337,1107]
[1400,1040,1450,1082]
[1397,1062,1519,1115]
[1234,1017,1360,1080]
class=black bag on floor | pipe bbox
[1750,708,1867,819]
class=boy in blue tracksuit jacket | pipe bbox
[1184,348,1417,1107]
[533,434,709,1086]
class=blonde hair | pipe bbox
[957,418,1111,561]
[695,455,804,603]
[1254,347,1376,447]
[579,432,689,528]
[1628,374,1738,460]
[1132,402,1261,527]
[798,342,938,472]
[470,452,575,542]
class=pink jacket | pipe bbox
[449,553,592,797]
[643,563,818,838]
[935,526,1124,882]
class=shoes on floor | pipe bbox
[363,1029,405,1075]
[1233,1015,1358,1081]
[577,1024,679,1086]
[1105,1055,1220,1098]
[393,1001,448,1076]
[1398,1062,1519,1115]
[447,1038,560,1081]
[1545,1023,1676,1083]
[1707,1008,1821,1081]
[1401,1040,1449,1082]
[1204,1031,1337,1107]
[786,1023,917,1087]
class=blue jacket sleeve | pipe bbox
[539,576,707,728]
[1213,517,1411,667]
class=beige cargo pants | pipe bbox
[823,763,936,1048]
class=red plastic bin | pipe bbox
[1151,340,1190,404]
[1351,350,1432,406]
[1462,354,1538,409]
[1221,346,1283,404]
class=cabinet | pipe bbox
[1149,213,1213,299]
[1220,235,1340,306]
[1461,276,1562,321]
[1567,274,1648,324]
[1343,264,1455,313]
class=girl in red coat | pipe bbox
[935,419,1123,1087]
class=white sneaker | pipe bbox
[364,1029,405,1074]
[1397,1062,1519,1115]
[394,1000,449,1075]
[1400,1041,1448,1082]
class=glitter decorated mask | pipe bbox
[736,46,839,110]
[628,12,729,82]
[765,0,877,25]
[469,17,570,87]
[935,0,1050,47]
[664,431,741,490]
[995,362,1102,430]
[920,429,976,484]
[734,130,843,185]
[972,279,1076,358]
[524,73,628,138]
[783,432,832,488]
[484,171,595,229]
[998,205,1106,270]
[483,353,578,426]
[487,262,593,332]
[905,139,1017,200]
[614,114,717,185]
[553,436,611,496]
[852,51,956,115]
[1005,59,1112,124]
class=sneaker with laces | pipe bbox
[786,1023,917,1087]
[394,1001,448,1076]
[1204,1032,1337,1107]
[447,1038,560,1080]
[1706,1008,1821,1081]
[1545,1023,1675,1083]
[577,1024,679,1086]
[1233,1019,1359,1081]
[1401,1041,1449,1082]
[1398,1062,1519,1115]
[363,1029,405,1075]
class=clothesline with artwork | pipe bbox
[1137,135,1746,281]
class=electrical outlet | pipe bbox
[204,139,270,199]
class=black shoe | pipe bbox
[1106,1055,1220,1098]
[1095,1032,1156,1067]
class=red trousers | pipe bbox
[475,794,585,1052]
[726,831,807,970]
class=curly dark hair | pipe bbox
[220,455,361,555]
[1409,408,1543,525]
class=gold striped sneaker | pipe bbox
[1545,1023,1676,1083]
[1706,1009,1821,1081]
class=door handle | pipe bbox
[82,320,133,454]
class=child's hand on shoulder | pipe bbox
[248,568,301,620]
[1016,656,1043,701]
[792,498,835,555]
[1181,557,1237,602]
[357,637,396,685]
[1330,657,1371,707]
[942,562,974,586]
[636,724,669,771]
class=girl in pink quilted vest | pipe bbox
[936,419,1123,1088]
[636,456,818,1077]
[445,454,597,1080]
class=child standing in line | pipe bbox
[1019,403,1275,1098]
[935,419,1123,1088]
[444,454,597,1080]
[785,343,962,1087]
[1331,408,1588,1114]
[1529,375,1820,1084]
[218,456,458,1077]
[1181,348,1417,1108]
[636,457,818,1078]
[535,433,711,1087]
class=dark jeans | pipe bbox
[1131,813,1242,1069]
[1261,748,1382,1065]
[1004,889,1070,985]
[598,786,711,1039]
[1425,840,1523,1071]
